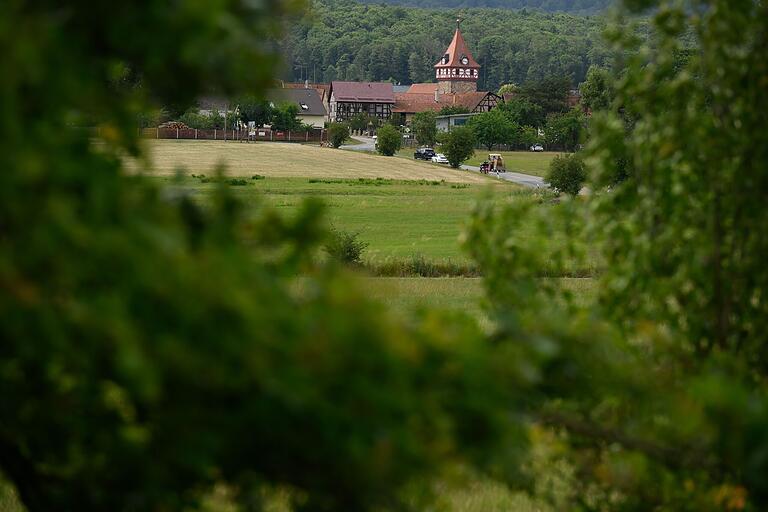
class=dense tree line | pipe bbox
[354,0,613,13]
[280,0,617,90]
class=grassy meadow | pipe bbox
[143,140,597,322]
[160,175,519,262]
[363,277,596,317]
[463,150,560,177]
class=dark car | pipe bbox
[414,147,436,160]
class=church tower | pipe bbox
[434,19,480,94]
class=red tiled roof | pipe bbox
[331,81,395,103]
[434,27,480,69]
[407,83,439,94]
[393,91,489,113]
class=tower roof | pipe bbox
[434,21,480,69]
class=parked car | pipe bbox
[530,144,544,152]
[431,153,449,164]
[414,147,436,160]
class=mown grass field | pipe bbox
[132,140,494,183]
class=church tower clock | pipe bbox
[434,19,480,94]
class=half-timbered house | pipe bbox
[328,81,395,122]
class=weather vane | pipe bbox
[456,17,462,30]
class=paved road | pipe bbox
[341,138,547,188]
[341,136,375,151]
[461,164,547,189]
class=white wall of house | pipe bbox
[298,114,325,129]
[435,112,480,132]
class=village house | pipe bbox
[268,87,327,128]
[328,81,395,122]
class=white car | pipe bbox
[530,144,544,152]
[431,153,449,164]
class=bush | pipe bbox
[328,122,349,148]
[411,111,437,147]
[546,153,586,196]
[442,126,477,168]
[375,124,402,156]
[326,229,369,265]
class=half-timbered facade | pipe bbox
[392,86,501,124]
[329,81,395,122]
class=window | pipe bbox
[300,103,309,110]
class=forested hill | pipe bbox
[280,0,615,90]
[353,0,613,14]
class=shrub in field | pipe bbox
[327,122,349,148]
[375,124,402,156]
[326,229,369,265]
[367,256,481,278]
[546,153,586,196]
[443,126,477,168]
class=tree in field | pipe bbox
[517,75,572,115]
[236,95,273,126]
[546,153,586,195]
[498,97,546,128]
[497,83,519,96]
[348,113,378,133]
[270,102,302,131]
[468,109,519,151]
[375,124,402,156]
[442,126,476,168]
[327,122,349,148]
[411,111,437,147]
[544,107,585,152]
[579,65,613,112]
[519,125,540,148]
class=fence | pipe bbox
[140,127,326,143]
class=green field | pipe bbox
[153,143,593,324]
[364,277,596,316]
[169,175,519,262]
[465,150,560,177]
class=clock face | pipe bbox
[461,56,469,65]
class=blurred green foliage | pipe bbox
[0,0,524,511]
[462,0,768,508]
[3,0,768,510]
